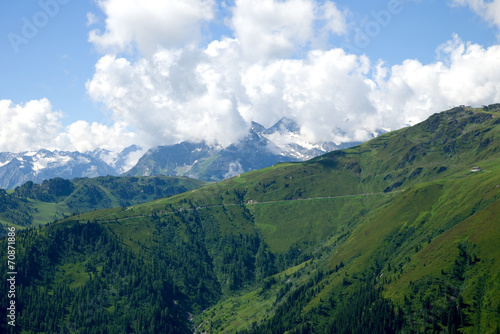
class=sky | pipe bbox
[1,0,500,155]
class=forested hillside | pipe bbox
[0,175,207,229]
[1,105,500,333]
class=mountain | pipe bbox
[0,119,357,188]
[0,149,116,190]
[124,118,361,181]
[260,117,362,160]
[0,175,207,228]
[2,105,500,333]
[0,146,145,190]
[89,145,145,174]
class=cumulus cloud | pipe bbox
[89,0,215,54]
[86,40,377,147]
[61,120,136,153]
[85,30,500,150]
[86,45,250,147]
[0,99,136,154]
[230,0,347,61]
[230,0,316,61]
[314,2,348,47]
[0,99,63,152]
[437,36,500,104]
[373,36,500,127]
[241,49,375,142]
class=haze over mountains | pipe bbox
[0,118,362,189]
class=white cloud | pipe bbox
[86,12,99,27]
[0,99,63,152]
[61,120,136,153]
[373,36,500,128]
[89,0,215,55]
[230,0,316,61]
[86,43,250,148]
[224,161,244,179]
[451,0,500,31]
[86,40,376,147]
[0,99,136,155]
[437,36,500,104]
[230,0,347,61]
[8,36,500,158]
[241,48,375,142]
[314,2,348,46]
[85,33,500,150]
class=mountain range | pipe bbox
[1,105,499,333]
[0,118,360,189]
[0,149,117,190]
[0,146,146,190]
[124,118,360,181]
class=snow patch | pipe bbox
[31,154,74,174]
[0,160,12,168]
[263,131,325,160]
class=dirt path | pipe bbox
[92,190,401,223]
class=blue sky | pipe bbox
[1,0,500,154]
[0,1,102,124]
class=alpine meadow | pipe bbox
[1,105,500,333]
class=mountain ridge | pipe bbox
[124,117,362,181]
[0,148,125,190]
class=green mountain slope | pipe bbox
[1,105,500,333]
[0,175,208,229]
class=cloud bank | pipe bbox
[4,0,500,156]
[86,32,500,149]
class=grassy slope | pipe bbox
[193,106,500,332]
[192,162,500,333]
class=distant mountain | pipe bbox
[0,119,361,188]
[0,149,117,189]
[124,118,362,181]
[259,117,362,160]
[89,145,145,174]
[0,146,144,190]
